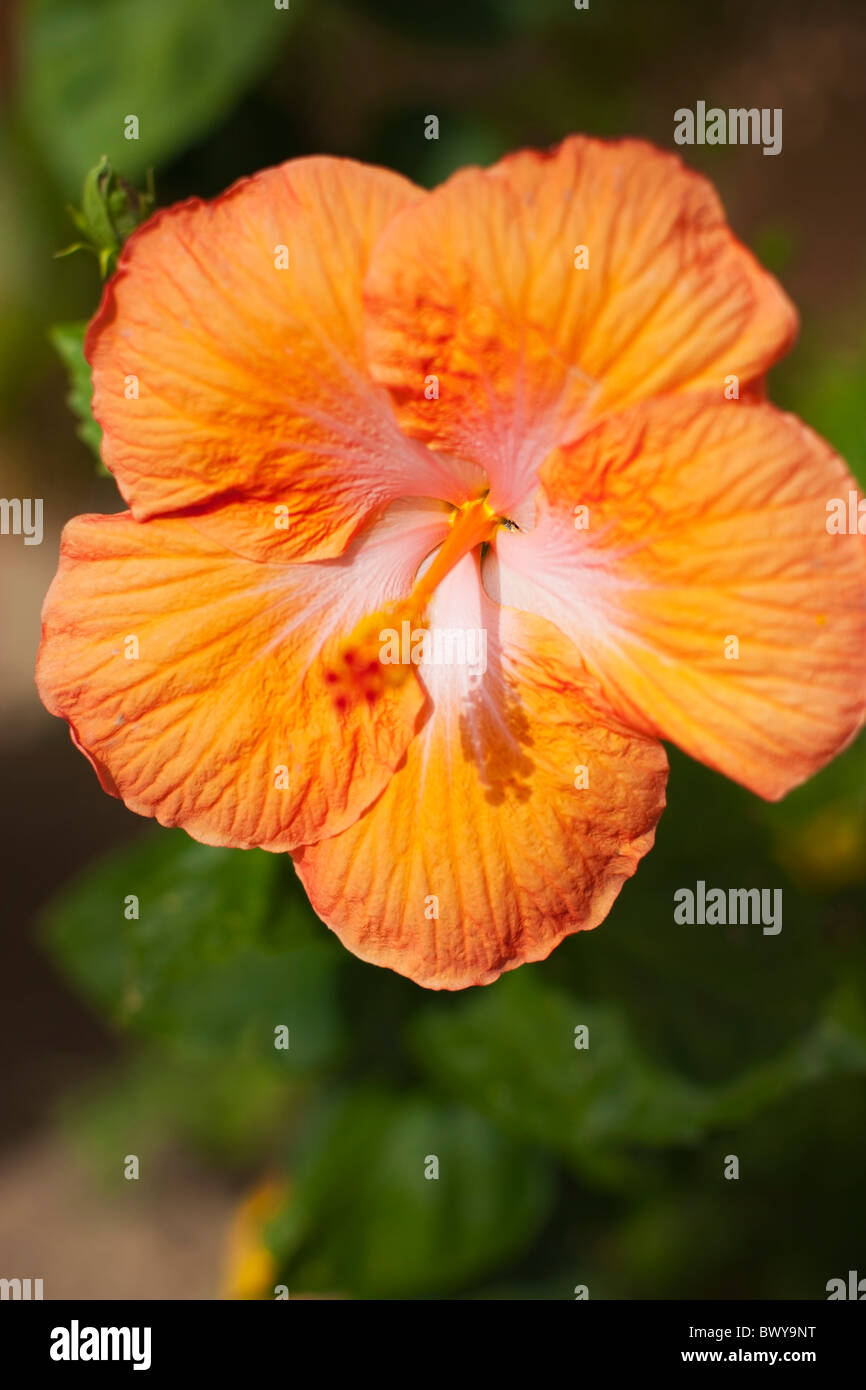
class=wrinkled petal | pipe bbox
[87,158,481,563]
[36,502,453,850]
[364,135,796,512]
[487,396,866,800]
[294,558,668,989]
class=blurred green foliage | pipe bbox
[48,831,345,1069]
[42,739,866,1296]
[265,1088,553,1297]
[18,0,293,193]
[11,0,866,1300]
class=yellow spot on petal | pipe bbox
[324,604,415,709]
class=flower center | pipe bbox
[325,496,501,707]
[412,495,501,607]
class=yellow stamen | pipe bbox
[411,495,499,609]
[324,497,499,707]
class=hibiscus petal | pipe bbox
[36,502,452,850]
[294,558,668,990]
[87,158,480,563]
[488,396,866,801]
[363,135,796,512]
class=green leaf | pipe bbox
[18,0,294,192]
[48,320,103,462]
[43,828,344,1069]
[410,970,866,1188]
[707,985,866,1127]
[266,1088,554,1298]
[411,973,709,1187]
[556,749,852,1079]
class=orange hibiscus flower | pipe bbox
[37,137,866,989]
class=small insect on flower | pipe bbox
[37,137,866,989]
